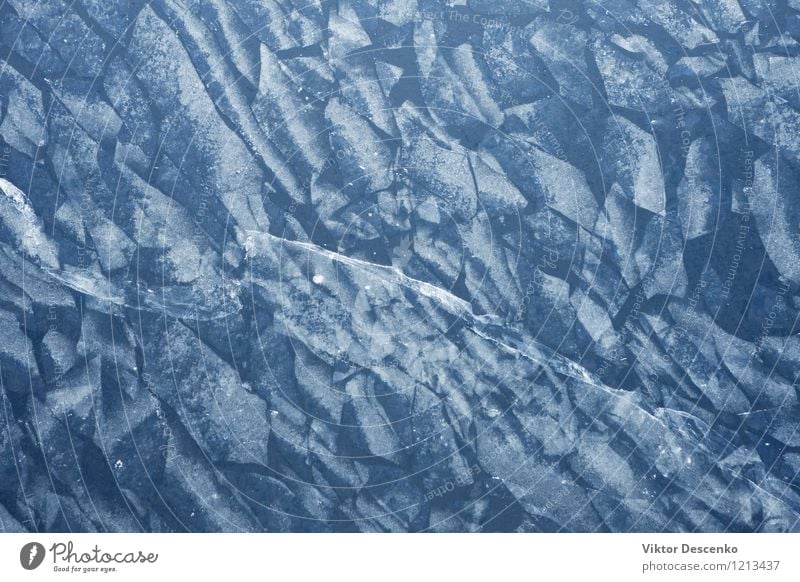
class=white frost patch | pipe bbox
[0,178,59,269]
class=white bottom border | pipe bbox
[1,533,798,581]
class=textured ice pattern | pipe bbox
[1,0,800,533]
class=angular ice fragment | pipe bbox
[751,153,800,284]
[0,67,46,157]
[720,76,800,161]
[594,41,669,113]
[754,54,800,109]
[677,138,721,240]
[529,19,593,107]
[603,118,666,216]
[637,0,718,49]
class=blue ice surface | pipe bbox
[0,0,799,532]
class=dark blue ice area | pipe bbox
[1,0,800,532]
